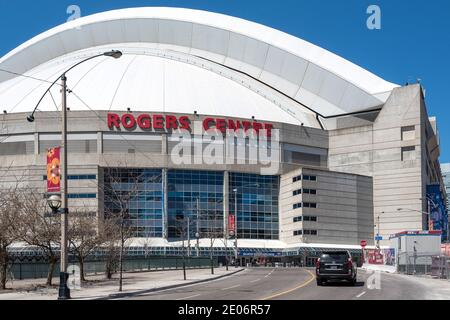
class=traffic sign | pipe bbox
[360,240,367,247]
[375,235,383,241]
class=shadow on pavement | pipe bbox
[322,281,365,287]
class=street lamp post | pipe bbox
[233,188,238,268]
[413,241,418,275]
[60,74,69,299]
[27,50,122,300]
[376,212,382,249]
[196,197,200,257]
[187,216,191,257]
[48,195,62,214]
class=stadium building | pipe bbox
[0,7,447,263]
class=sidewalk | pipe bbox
[0,267,245,300]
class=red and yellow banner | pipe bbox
[47,147,61,193]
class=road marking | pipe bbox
[265,269,275,278]
[356,291,366,298]
[176,294,201,300]
[250,279,261,283]
[222,284,241,291]
[260,269,316,301]
[132,268,248,297]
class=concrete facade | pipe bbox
[0,84,445,248]
[280,168,373,245]
[328,85,445,245]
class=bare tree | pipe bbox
[99,216,122,280]
[203,213,224,275]
[17,189,60,286]
[101,167,143,291]
[172,216,196,280]
[0,184,22,289]
[68,209,103,282]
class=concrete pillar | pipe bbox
[161,134,168,155]
[97,132,103,154]
[34,133,39,155]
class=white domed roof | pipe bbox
[0,7,398,127]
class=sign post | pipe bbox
[360,240,367,265]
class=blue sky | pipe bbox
[1,0,449,162]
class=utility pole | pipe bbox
[182,221,187,281]
[59,74,70,300]
[187,216,191,257]
[377,214,381,249]
[413,241,417,275]
[196,198,200,257]
[224,211,229,271]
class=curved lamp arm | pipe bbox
[27,50,122,122]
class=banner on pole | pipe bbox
[228,215,236,234]
[47,147,61,193]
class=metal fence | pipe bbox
[7,256,218,281]
[397,253,450,279]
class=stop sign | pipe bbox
[360,240,367,248]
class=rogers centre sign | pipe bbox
[107,113,274,137]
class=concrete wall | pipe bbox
[329,84,444,245]
[280,167,373,246]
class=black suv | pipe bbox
[316,251,357,286]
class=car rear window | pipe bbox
[320,253,349,262]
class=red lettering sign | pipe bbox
[179,116,190,130]
[108,113,120,129]
[203,118,215,131]
[215,118,227,134]
[137,114,151,129]
[368,250,384,265]
[107,113,273,137]
[153,115,164,130]
[121,114,136,129]
[165,115,178,130]
[47,147,61,193]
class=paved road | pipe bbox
[124,268,450,300]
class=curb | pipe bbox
[91,268,246,300]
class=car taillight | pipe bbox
[316,258,321,268]
[347,258,353,268]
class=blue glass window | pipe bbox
[68,193,96,199]
[43,174,97,180]
[103,168,164,238]
[168,170,224,239]
[230,173,279,240]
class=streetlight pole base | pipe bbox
[58,272,71,300]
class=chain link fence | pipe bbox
[397,253,450,280]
